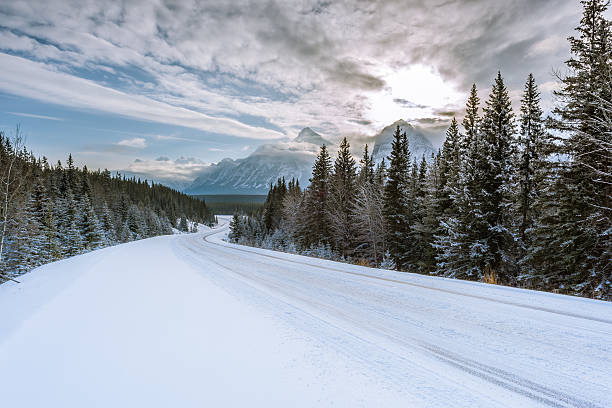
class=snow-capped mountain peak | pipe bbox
[294,128,329,145]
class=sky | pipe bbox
[0,0,590,181]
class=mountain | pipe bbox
[185,130,327,195]
[294,127,330,145]
[184,122,437,195]
[371,119,436,164]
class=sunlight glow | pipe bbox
[366,65,463,126]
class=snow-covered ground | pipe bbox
[1,216,610,407]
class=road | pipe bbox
[0,217,610,407]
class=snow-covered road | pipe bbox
[1,217,611,407]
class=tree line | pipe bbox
[0,132,215,282]
[229,0,611,300]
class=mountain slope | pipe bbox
[371,119,436,164]
[185,129,327,195]
[186,122,438,195]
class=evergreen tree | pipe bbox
[435,86,488,280]
[462,84,481,153]
[383,126,412,270]
[79,196,103,251]
[478,71,516,283]
[358,144,375,186]
[328,137,358,257]
[178,214,189,233]
[301,145,333,247]
[516,74,545,244]
[438,118,461,216]
[533,0,612,297]
[228,212,242,243]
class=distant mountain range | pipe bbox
[185,121,436,195]
[127,121,437,195]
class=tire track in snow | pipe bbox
[203,231,612,326]
[177,231,607,408]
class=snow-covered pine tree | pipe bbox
[178,214,189,233]
[438,118,461,216]
[281,178,303,245]
[462,84,481,154]
[435,85,488,280]
[532,0,612,297]
[383,126,412,270]
[301,145,333,248]
[515,74,545,246]
[328,137,358,258]
[228,212,242,243]
[127,205,146,238]
[99,201,116,244]
[406,155,434,272]
[358,144,375,186]
[79,195,103,251]
[353,145,385,265]
[478,71,517,283]
[30,179,58,262]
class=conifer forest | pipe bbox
[0,132,215,282]
[230,0,612,300]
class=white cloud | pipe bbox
[116,137,147,148]
[125,156,210,182]
[6,111,63,121]
[0,0,581,147]
[0,53,285,140]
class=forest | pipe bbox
[229,0,611,300]
[0,134,215,282]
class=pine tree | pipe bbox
[408,155,433,272]
[228,212,242,243]
[533,0,612,297]
[358,144,375,186]
[478,71,517,283]
[383,126,412,270]
[438,118,461,216]
[79,196,103,251]
[435,86,488,280]
[353,180,385,265]
[328,137,358,257]
[516,74,545,244]
[301,145,333,247]
[178,214,189,233]
[462,84,481,153]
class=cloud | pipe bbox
[0,0,582,147]
[125,156,209,182]
[116,137,147,148]
[5,111,64,121]
[0,53,285,140]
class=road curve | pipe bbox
[0,218,610,408]
[177,217,612,408]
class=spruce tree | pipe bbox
[516,74,545,244]
[383,126,412,270]
[228,212,242,243]
[328,137,358,258]
[302,145,333,248]
[478,71,516,283]
[358,144,375,186]
[534,0,612,297]
[79,196,103,251]
[438,118,461,216]
[435,86,488,280]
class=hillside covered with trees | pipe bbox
[229,0,612,300]
[0,134,215,282]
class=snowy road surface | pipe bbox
[1,217,611,407]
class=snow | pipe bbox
[1,216,611,407]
